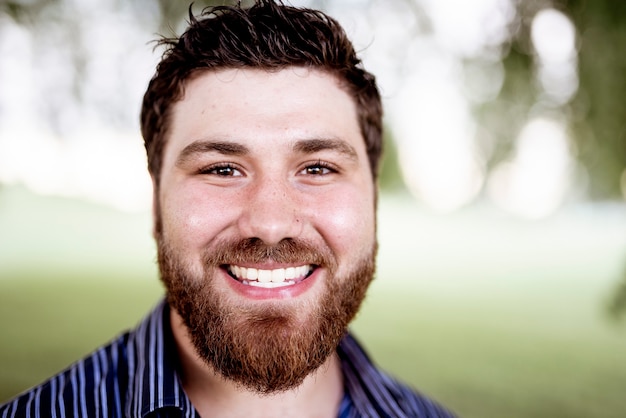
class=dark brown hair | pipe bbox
[140,0,382,185]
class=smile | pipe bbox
[227,264,314,288]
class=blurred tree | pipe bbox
[608,259,626,321]
[1,0,624,198]
[475,0,626,199]
[0,0,59,23]
[378,127,406,193]
[151,0,255,32]
[566,0,626,200]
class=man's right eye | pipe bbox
[200,164,242,177]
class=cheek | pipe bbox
[311,187,376,257]
[159,184,239,247]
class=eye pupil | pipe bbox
[212,166,238,176]
[304,163,335,176]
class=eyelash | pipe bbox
[198,163,241,177]
[302,160,339,176]
[197,160,339,177]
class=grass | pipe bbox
[1,186,626,417]
[0,272,163,399]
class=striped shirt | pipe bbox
[0,300,455,417]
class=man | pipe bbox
[1,1,455,417]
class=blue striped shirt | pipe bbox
[0,300,455,417]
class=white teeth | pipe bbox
[246,280,295,288]
[258,269,272,283]
[271,268,285,283]
[246,268,258,280]
[229,265,311,287]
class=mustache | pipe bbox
[202,237,337,270]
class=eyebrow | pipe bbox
[175,137,359,167]
[176,140,249,167]
[293,138,358,160]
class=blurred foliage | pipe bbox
[1,0,624,197]
[479,0,626,199]
[0,0,59,23]
[476,49,535,172]
[378,126,406,192]
[151,0,255,32]
[607,259,626,320]
[566,0,626,199]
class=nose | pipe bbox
[237,177,303,245]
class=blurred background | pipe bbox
[0,0,625,416]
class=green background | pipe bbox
[1,186,625,417]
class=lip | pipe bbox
[222,265,321,300]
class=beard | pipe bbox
[157,235,376,394]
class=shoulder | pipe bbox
[0,332,131,418]
[374,372,457,418]
[338,333,457,418]
[0,301,183,418]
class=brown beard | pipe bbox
[157,236,376,394]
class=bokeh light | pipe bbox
[0,0,623,213]
[487,117,576,219]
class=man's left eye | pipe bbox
[200,163,242,177]
[301,162,337,176]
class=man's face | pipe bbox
[155,68,377,392]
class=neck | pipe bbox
[170,309,344,418]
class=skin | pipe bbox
[156,67,377,417]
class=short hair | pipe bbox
[140,0,383,186]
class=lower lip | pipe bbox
[223,268,320,300]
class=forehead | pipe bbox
[164,67,364,158]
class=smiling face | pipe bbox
[155,68,377,392]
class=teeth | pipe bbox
[258,269,272,283]
[245,280,295,288]
[229,265,311,287]
[271,269,285,283]
[246,268,258,280]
